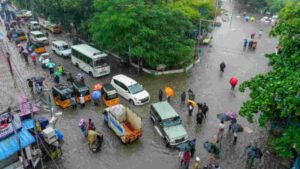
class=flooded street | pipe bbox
[0,0,285,169]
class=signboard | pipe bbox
[0,112,22,139]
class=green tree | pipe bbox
[90,0,195,69]
[239,1,300,158]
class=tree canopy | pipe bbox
[236,0,297,13]
[239,1,300,158]
[90,0,199,69]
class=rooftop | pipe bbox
[151,101,179,120]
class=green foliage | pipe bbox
[90,0,195,69]
[236,0,296,13]
[239,1,300,158]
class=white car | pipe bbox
[28,21,40,30]
[30,31,48,45]
[51,40,71,58]
[111,74,150,105]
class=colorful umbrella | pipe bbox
[187,99,197,107]
[224,111,238,119]
[217,113,231,121]
[46,62,56,68]
[230,77,238,86]
[92,90,101,100]
[93,84,103,91]
[164,86,174,97]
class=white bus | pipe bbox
[71,44,110,77]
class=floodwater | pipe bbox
[0,0,288,169]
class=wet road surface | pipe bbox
[0,0,285,169]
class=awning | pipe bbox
[22,119,34,130]
[0,129,35,161]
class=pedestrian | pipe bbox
[217,120,225,141]
[49,67,54,74]
[34,82,41,94]
[248,40,253,49]
[230,77,238,89]
[196,111,204,125]
[181,151,192,169]
[23,52,29,64]
[243,39,248,48]
[258,29,263,37]
[54,74,60,84]
[158,89,163,101]
[228,118,237,133]
[233,132,238,145]
[197,102,203,112]
[201,103,208,118]
[70,95,77,109]
[220,62,226,72]
[189,139,196,157]
[192,157,201,169]
[27,79,33,92]
[188,102,194,116]
[181,91,186,104]
[58,64,64,75]
[79,94,85,108]
[188,89,195,100]
[250,32,255,39]
[45,31,49,37]
[80,76,85,83]
[31,54,36,65]
[78,119,87,137]
[88,118,96,131]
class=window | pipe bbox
[128,83,143,94]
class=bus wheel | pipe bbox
[88,71,92,76]
[75,63,79,68]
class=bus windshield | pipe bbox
[35,34,45,38]
[93,57,108,67]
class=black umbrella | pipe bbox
[35,76,45,83]
[231,123,243,132]
[217,113,231,121]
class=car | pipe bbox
[202,33,213,45]
[28,21,40,30]
[48,24,61,34]
[30,31,49,45]
[110,74,150,105]
[150,101,189,147]
[222,13,230,22]
[51,40,71,58]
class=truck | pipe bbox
[150,101,189,147]
[103,104,142,143]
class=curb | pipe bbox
[109,52,201,76]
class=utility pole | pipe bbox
[30,103,44,169]
[7,107,26,168]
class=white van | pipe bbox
[111,74,150,105]
[30,31,48,45]
[51,40,71,58]
[28,21,40,30]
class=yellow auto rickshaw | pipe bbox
[48,24,62,34]
[13,29,27,41]
[101,83,120,107]
[32,41,46,54]
[73,81,91,103]
[52,84,74,109]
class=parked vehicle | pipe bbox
[52,84,74,109]
[101,83,120,107]
[71,44,110,77]
[104,104,142,143]
[150,101,189,147]
[111,74,150,105]
[32,41,46,54]
[202,33,213,45]
[11,29,26,41]
[52,40,71,58]
[87,130,103,152]
[30,31,49,45]
[48,24,61,34]
[72,81,91,103]
[28,21,40,30]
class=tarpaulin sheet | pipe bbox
[0,129,35,161]
[22,119,34,130]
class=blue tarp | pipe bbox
[22,119,34,130]
[0,128,35,161]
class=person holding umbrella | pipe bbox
[92,90,101,106]
[181,151,192,169]
[220,62,226,72]
[230,77,238,89]
[188,102,194,116]
[165,86,174,102]
[181,91,186,104]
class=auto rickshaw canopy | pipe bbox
[52,84,74,100]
